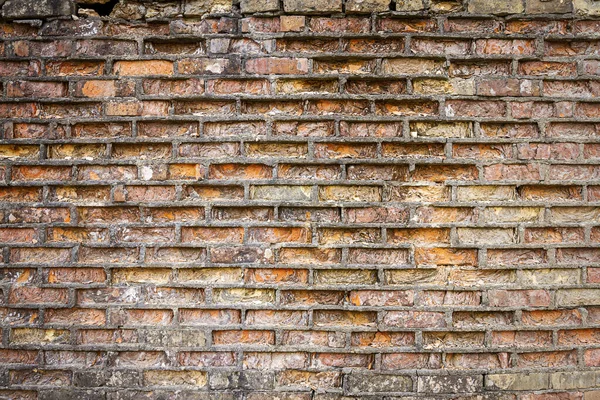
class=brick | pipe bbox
[144,370,207,387]
[9,287,68,305]
[522,309,582,326]
[377,100,439,116]
[319,227,380,244]
[214,288,275,304]
[178,57,240,75]
[453,311,514,328]
[384,311,447,328]
[145,40,204,56]
[184,0,232,14]
[418,375,483,393]
[519,61,576,77]
[346,78,405,94]
[11,328,70,345]
[550,371,600,389]
[423,331,485,349]
[469,0,524,14]
[314,58,376,74]
[45,308,106,326]
[242,100,303,115]
[312,353,373,368]
[556,289,600,306]
[277,370,341,389]
[246,58,309,74]
[246,310,309,327]
[520,269,580,285]
[283,0,342,12]
[351,332,414,348]
[476,39,536,55]
[420,291,481,307]
[492,330,552,348]
[280,15,305,31]
[7,81,67,98]
[349,290,413,306]
[319,185,380,202]
[106,100,169,116]
[346,0,390,12]
[251,185,311,201]
[209,163,272,180]
[48,268,106,284]
[204,122,265,138]
[446,99,506,117]
[346,373,412,393]
[488,290,551,307]
[113,60,173,76]
[143,78,204,96]
[315,143,376,159]
[526,0,572,13]
[35,98,87,116]
[415,247,477,266]
[486,373,549,391]
[281,290,345,305]
[574,0,600,15]
[314,310,376,327]
[314,269,377,285]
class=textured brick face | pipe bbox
[1,0,600,398]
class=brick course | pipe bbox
[0,0,600,398]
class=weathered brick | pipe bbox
[556,289,600,306]
[283,0,342,12]
[346,373,412,393]
[246,58,309,74]
[144,370,207,387]
[486,373,549,391]
[0,3,598,397]
[418,375,483,393]
[114,60,173,76]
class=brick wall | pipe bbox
[1,0,600,397]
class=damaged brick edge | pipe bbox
[4,0,600,21]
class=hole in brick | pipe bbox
[81,0,119,17]
[515,185,524,197]
[389,0,396,11]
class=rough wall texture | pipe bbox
[1,0,600,398]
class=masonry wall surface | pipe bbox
[0,0,600,398]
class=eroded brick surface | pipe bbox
[0,0,599,398]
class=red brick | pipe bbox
[7,81,67,98]
[9,287,68,305]
[2,8,599,395]
[113,60,173,76]
[246,57,309,74]
[475,39,536,55]
[377,18,438,33]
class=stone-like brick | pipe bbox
[486,373,549,391]
[526,0,572,13]
[184,0,232,15]
[2,0,74,19]
[550,371,600,389]
[346,373,412,393]
[468,0,525,14]
[418,375,483,393]
[241,0,279,13]
[574,0,600,15]
[556,289,600,306]
[144,370,207,387]
[283,0,342,12]
[346,0,390,12]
